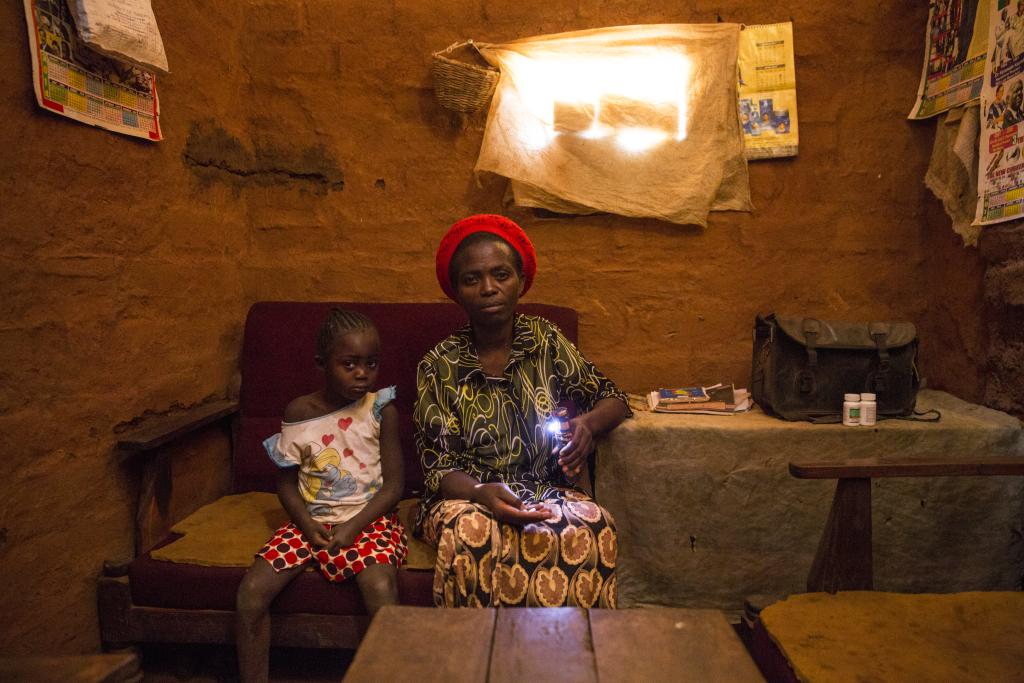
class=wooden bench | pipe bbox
[740,456,1024,681]
[343,606,764,682]
[790,456,1024,593]
[748,591,1024,683]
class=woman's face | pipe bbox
[450,239,524,326]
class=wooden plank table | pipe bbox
[343,606,764,682]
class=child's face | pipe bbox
[320,329,381,403]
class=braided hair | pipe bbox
[316,308,377,359]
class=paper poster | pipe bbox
[22,0,162,141]
[978,0,1024,224]
[66,0,169,73]
[737,22,799,160]
[909,0,989,119]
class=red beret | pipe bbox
[435,214,537,301]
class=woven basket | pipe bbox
[431,40,499,113]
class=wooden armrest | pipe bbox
[117,399,239,452]
[118,399,239,555]
[789,456,1024,480]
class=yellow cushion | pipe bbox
[396,497,437,571]
[761,591,1024,682]
[150,492,436,570]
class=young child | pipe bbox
[236,308,406,683]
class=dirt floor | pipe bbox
[139,644,355,682]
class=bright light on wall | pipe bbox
[615,127,670,152]
[503,49,691,153]
[475,24,750,224]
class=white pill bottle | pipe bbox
[842,393,861,426]
[859,392,877,426]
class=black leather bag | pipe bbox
[751,314,921,422]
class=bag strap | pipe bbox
[754,316,775,342]
[802,319,821,367]
[881,409,942,423]
[808,409,941,425]
[798,319,820,394]
[869,322,892,393]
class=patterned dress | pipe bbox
[414,314,631,607]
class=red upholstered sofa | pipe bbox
[99,301,578,649]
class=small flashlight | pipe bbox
[547,406,571,448]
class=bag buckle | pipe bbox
[798,370,815,394]
[870,323,891,373]
[868,371,889,393]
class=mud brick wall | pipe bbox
[0,0,997,652]
[980,223,1024,418]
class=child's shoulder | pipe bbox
[372,385,398,421]
[282,392,327,423]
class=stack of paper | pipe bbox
[648,384,752,415]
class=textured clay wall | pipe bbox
[980,224,1024,418]
[0,0,993,653]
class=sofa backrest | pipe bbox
[235,301,579,496]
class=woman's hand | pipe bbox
[299,519,331,548]
[554,398,629,478]
[326,520,361,552]
[555,416,595,478]
[473,482,551,525]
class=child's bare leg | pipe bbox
[355,563,399,616]
[236,559,305,683]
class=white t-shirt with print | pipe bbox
[263,387,395,524]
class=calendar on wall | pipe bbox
[22,0,162,141]
[737,22,799,160]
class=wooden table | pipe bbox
[790,456,1024,593]
[343,606,764,682]
[596,390,1024,611]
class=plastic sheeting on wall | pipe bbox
[476,24,751,227]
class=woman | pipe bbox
[414,214,631,608]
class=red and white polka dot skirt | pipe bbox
[257,512,408,582]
